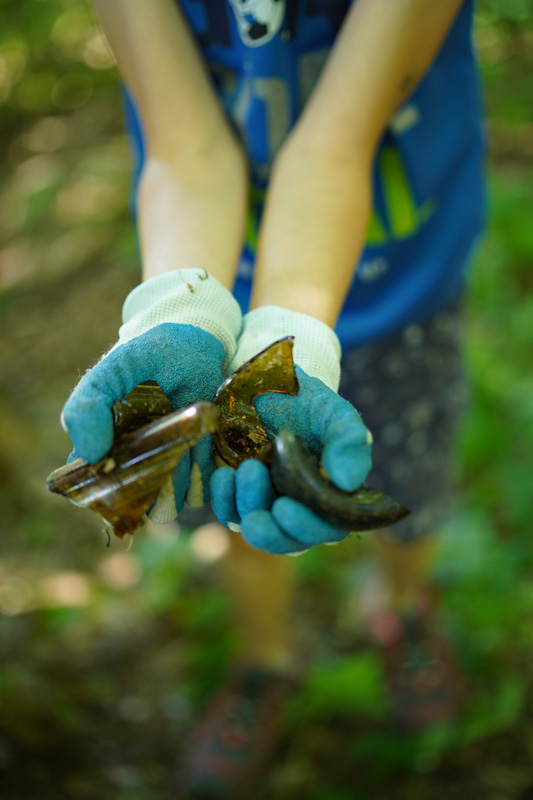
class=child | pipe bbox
[61,1,485,795]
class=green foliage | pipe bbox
[287,652,389,723]
[0,0,135,295]
[480,0,533,23]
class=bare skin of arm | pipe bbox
[91,0,247,289]
[250,0,466,326]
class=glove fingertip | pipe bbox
[210,467,239,527]
[272,497,348,545]
[62,398,115,464]
[210,466,235,494]
[235,459,274,518]
[322,442,372,493]
[70,423,114,464]
[241,510,307,555]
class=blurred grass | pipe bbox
[1,0,533,798]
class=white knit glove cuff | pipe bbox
[116,270,242,373]
[228,307,342,392]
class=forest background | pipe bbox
[0,1,533,798]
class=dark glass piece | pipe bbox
[213,337,299,467]
[47,402,218,538]
[271,429,411,532]
[111,381,175,438]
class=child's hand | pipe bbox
[211,366,372,554]
[61,270,242,517]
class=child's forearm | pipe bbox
[90,0,248,290]
[250,137,372,327]
[138,138,248,289]
[250,0,464,327]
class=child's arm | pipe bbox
[91,0,247,288]
[250,0,466,325]
[213,0,468,550]
[62,1,247,506]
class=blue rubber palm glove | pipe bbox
[61,270,242,519]
[210,308,372,554]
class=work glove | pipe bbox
[210,307,372,554]
[61,269,242,520]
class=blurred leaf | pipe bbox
[287,652,388,722]
[458,674,528,745]
[16,72,57,112]
[485,0,533,23]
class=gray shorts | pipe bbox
[339,302,468,543]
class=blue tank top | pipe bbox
[123,0,485,349]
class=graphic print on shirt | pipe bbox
[238,135,438,267]
[228,0,286,46]
[368,146,438,246]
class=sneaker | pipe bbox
[369,603,464,730]
[180,665,297,799]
